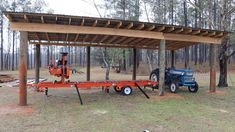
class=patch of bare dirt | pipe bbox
[149,92,184,100]
[206,90,226,95]
[0,104,34,116]
[0,74,15,83]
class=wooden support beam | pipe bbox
[19,31,28,106]
[35,44,40,84]
[46,33,50,41]
[86,46,91,81]
[159,39,165,96]
[133,48,137,80]
[11,22,164,40]
[126,22,133,29]
[171,50,175,67]
[209,44,216,92]
[136,23,145,30]
[147,25,155,31]
[83,35,89,43]
[91,35,98,43]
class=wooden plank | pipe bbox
[106,36,119,44]
[24,14,29,22]
[200,31,209,36]
[91,35,98,43]
[32,41,156,49]
[86,46,90,81]
[81,18,85,26]
[19,31,28,106]
[41,16,45,23]
[174,28,183,33]
[113,36,127,44]
[74,34,79,41]
[209,44,216,92]
[208,32,216,37]
[133,48,137,80]
[99,35,109,43]
[11,22,165,40]
[184,28,192,34]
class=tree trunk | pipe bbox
[0,13,3,70]
[218,57,228,87]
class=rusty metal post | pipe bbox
[86,46,90,81]
[171,50,175,68]
[133,48,137,80]
[159,39,166,96]
[19,31,28,106]
[210,44,216,92]
[35,44,40,84]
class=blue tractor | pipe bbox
[149,67,199,93]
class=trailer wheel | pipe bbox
[188,82,199,93]
[149,71,159,89]
[121,86,133,96]
[169,81,178,93]
[114,86,121,92]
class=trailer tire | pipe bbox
[114,86,121,92]
[188,82,199,93]
[169,81,178,93]
[121,86,133,96]
[149,71,159,89]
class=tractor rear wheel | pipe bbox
[188,82,199,93]
[169,81,179,93]
[121,86,133,96]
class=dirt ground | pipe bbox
[0,67,235,132]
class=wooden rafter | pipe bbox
[74,34,79,41]
[99,35,109,43]
[128,38,144,45]
[200,31,208,36]
[81,18,85,26]
[91,35,98,43]
[165,27,175,32]
[192,30,201,35]
[208,32,216,37]
[174,28,183,33]
[106,36,119,44]
[184,28,192,34]
[41,16,45,23]
[215,32,223,37]
[157,26,165,32]
[122,37,136,45]
[147,25,155,31]
[116,21,122,28]
[83,35,89,43]
[136,23,145,30]
[113,36,127,44]
[126,22,133,29]
[23,14,29,22]
[92,20,98,27]
[105,20,110,27]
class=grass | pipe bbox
[0,67,235,132]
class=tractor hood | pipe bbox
[167,68,194,76]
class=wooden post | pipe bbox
[133,48,137,80]
[35,44,40,84]
[159,39,166,96]
[171,50,175,67]
[19,31,28,106]
[86,46,90,81]
[210,44,216,92]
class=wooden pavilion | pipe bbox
[4,12,228,106]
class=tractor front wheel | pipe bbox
[169,81,179,93]
[121,86,133,96]
[149,71,159,89]
[188,82,199,93]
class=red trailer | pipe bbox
[33,53,158,105]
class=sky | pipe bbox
[46,0,101,17]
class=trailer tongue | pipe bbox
[33,52,158,105]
